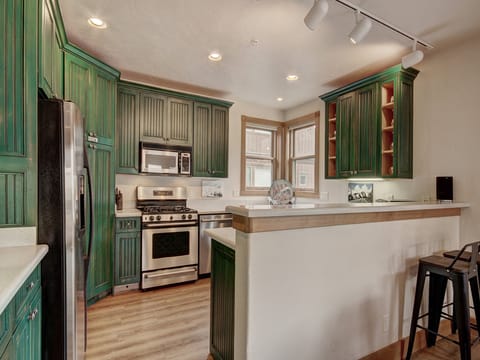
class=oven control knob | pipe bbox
[170,216,174,220]
[182,214,186,220]
[156,215,161,221]
[149,215,155,221]
[188,214,192,219]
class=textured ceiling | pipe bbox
[58,0,480,110]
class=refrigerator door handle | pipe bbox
[83,146,94,279]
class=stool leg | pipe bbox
[469,276,480,337]
[406,264,427,360]
[427,273,448,346]
[453,274,472,360]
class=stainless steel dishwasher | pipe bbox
[199,213,233,276]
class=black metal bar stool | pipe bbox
[405,241,480,360]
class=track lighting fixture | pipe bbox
[401,40,424,68]
[304,0,329,31]
[348,9,372,44]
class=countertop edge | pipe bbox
[226,202,470,218]
[0,245,49,314]
[205,228,235,250]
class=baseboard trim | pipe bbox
[360,320,452,360]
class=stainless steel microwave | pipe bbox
[140,143,192,175]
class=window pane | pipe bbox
[245,158,272,188]
[293,158,315,190]
[294,125,315,157]
[246,128,273,157]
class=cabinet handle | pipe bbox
[28,308,39,321]
[89,131,94,136]
[354,170,358,175]
[27,281,35,290]
[211,170,216,174]
[166,138,170,141]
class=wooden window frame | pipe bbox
[285,112,320,198]
[240,116,284,196]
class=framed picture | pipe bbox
[202,180,224,198]
[348,182,373,203]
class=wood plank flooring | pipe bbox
[86,278,480,359]
[86,278,210,360]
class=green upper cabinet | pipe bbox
[139,92,193,146]
[64,45,118,146]
[193,103,229,178]
[116,85,140,173]
[39,0,64,99]
[0,0,38,227]
[321,64,418,179]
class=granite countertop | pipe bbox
[205,227,236,250]
[0,244,48,314]
[226,201,470,218]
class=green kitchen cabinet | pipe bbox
[0,0,38,227]
[86,142,115,304]
[193,103,229,178]
[321,64,417,179]
[39,0,64,99]
[0,265,42,360]
[116,85,140,173]
[139,92,193,146]
[114,217,141,290]
[210,240,235,360]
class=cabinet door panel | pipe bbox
[337,93,355,178]
[210,106,228,177]
[193,103,211,177]
[64,54,91,129]
[91,69,116,146]
[356,84,377,176]
[116,87,140,173]
[86,144,114,302]
[115,232,141,285]
[140,92,167,143]
[167,98,193,146]
[396,78,414,178]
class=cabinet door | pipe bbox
[0,0,37,226]
[39,0,63,99]
[114,231,141,285]
[336,92,355,178]
[139,91,168,144]
[27,290,41,360]
[355,84,377,177]
[90,68,116,146]
[166,98,193,146]
[86,143,114,303]
[193,103,211,177]
[209,106,229,177]
[395,75,414,178]
[116,86,140,173]
[64,53,92,134]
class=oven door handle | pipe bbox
[142,221,198,228]
[145,268,197,279]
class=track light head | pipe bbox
[348,11,372,44]
[402,40,424,68]
[304,0,329,31]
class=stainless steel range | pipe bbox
[137,186,198,289]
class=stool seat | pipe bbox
[406,241,480,360]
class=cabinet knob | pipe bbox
[93,132,97,137]
[28,308,39,321]
[354,170,358,175]
[211,170,216,174]
[27,281,35,290]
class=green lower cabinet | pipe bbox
[86,142,115,304]
[114,217,141,288]
[210,240,235,360]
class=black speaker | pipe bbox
[436,176,453,202]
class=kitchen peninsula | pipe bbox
[209,202,468,360]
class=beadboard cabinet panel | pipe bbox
[140,92,168,143]
[167,98,193,146]
[356,84,378,177]
[116,86,140,173]
[91,68,116,146]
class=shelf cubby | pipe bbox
[381,81,395,176]
[326,102,337,177]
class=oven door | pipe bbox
[142,225,198,271]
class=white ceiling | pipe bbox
[58,0,480,110]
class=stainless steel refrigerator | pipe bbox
[38,99,93,359]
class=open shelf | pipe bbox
[328,117,336,122]
[382,126,394,132]
[382,102,394,110]
[327,102,337,177]
[381,81,395,176]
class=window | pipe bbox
[241,116,283,195]
[286,112,320,197]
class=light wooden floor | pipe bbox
[85,278,211,360]
[85,278,480,360]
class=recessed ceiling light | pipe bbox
[286,74,299,81]
[208,51,222,62]
[277,97,284,102]
[88,17,107,29]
